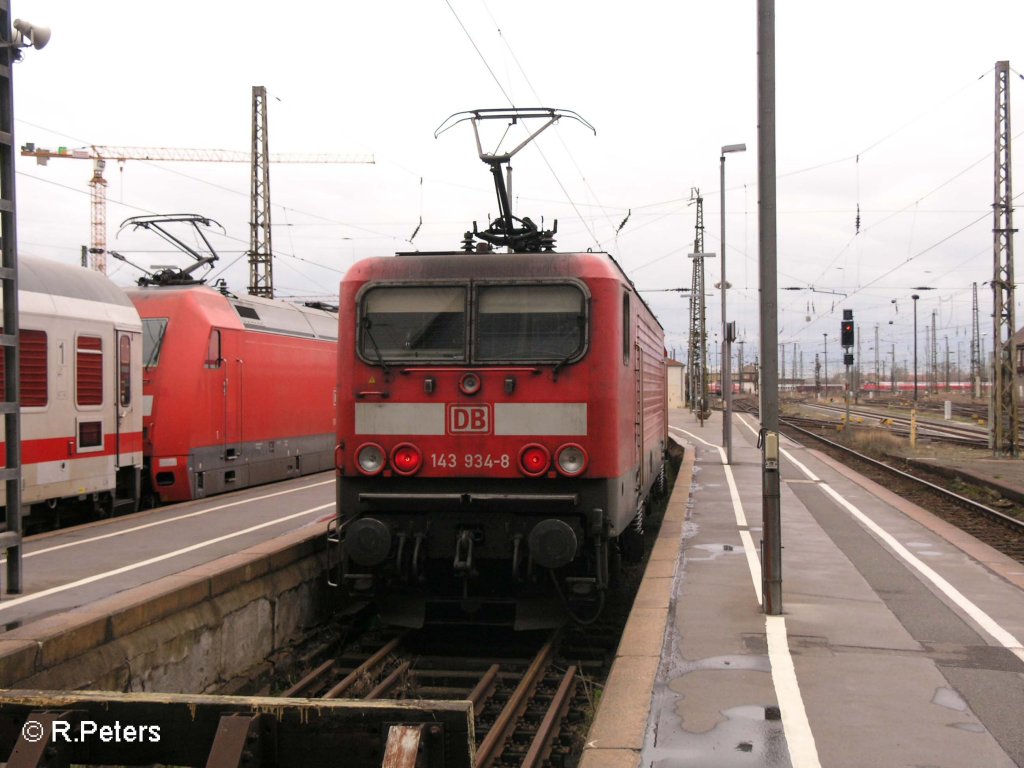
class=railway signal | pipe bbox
[841,310,855,349]
[841,310,855,426]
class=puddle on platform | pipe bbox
[932,686,967,712]
[674,655,772,675]
[688,543,746,560]
[951,722,986,734]
[644,691,791,768]
[642,649,790,768]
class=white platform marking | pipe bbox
[670,420,822,768]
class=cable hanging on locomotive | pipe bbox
[434,107,595,253]
[110,213,223,287]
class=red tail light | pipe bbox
[518,443,550,477]
[390,442,423,476]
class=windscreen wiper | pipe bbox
[361,317,390,374]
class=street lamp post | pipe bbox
[720,143,745,465]
[823,332,828,399]
[912,294,920,402]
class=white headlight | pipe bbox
[356,443,386,475]
[556,444,587,476]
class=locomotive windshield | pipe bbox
[142,318,168,368]
[358,282,586,364]
[360,286,466,360]
[476,284,584,361]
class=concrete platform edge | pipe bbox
[580,441,694,768]
[0,522,331,691]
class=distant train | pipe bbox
[0,256,144,524]
[126,284,339,504]
[332,249,668,628]
[861,381,977,393]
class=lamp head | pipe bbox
[722,143,747,155]
[12,19,50,50]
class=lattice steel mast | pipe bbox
[688,189,711,423]
[0,9,48,593]
[0,2,21,593]
[992,60,1018,455]
[249,85,273,298]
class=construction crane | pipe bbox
[20,141,374,276]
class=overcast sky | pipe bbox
[10,1,1024,376]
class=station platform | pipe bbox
[0,473,334,631]
[583,407,1024,768]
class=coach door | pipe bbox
[634,341,645,492]
[114,330,136,467]
[207,328,241,483]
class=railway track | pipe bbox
[274,624,606,768]
[237,447,684,767]
[779,418,1024,563]
[795,402,991,448]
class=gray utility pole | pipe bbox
[720,143,745,465]
[738,340,746,395]
[931,311,938,395]
[971,282,981,399]
[758,0,782,616]
[992,60,1018,456]
[686,292,696,412]
[874,324,880,392]
[945,336,951,391]
[856,323,862,402]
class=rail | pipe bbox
[781,418,1024,535]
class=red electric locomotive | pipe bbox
[128,285,338,503]
[117,215,339,504]
[331,109,667,627]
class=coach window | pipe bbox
[360,286,466,362]
[142,318,168,368]
[475,284,586,362]
[76,335,103,407]
[119,335,132,407]
[205,329,222,369]
[0,329,48,407]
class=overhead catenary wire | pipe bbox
[445,0,604,251]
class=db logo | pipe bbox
[447,404,491,434]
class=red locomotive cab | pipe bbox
[334,251,667,628]
[330,107,667,628]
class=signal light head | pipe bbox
[518,443,551,477]
[390,442,423,476]
[555,443,588,477]
[355,442,386,475]
[841,319,855,347]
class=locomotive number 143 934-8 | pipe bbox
[431,452,511,470]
